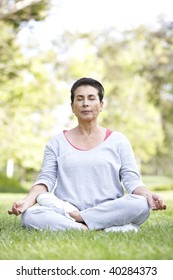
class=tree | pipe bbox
[136,20,173,174]
[54,27,170,173]
[0,0,49,23]
[0,0,65,179]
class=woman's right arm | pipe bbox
[8,184,48,216]
[8,139,58,216]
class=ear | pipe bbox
[71,103,74,113]
[100,101,104,111]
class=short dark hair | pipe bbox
[70,77,104,103]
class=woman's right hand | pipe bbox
[8,199,30,216]
[8,184,48,216]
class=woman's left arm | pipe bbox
[118,134,166,211]
[133,186,166,211]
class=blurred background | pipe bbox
[0,0,173,192]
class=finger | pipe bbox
[157,198,167,210]
[151,205,157,210]
[152,199,166,211]
[9,207,22,216]
[150,194,166,210]
[146,196,157,210]
[8,210,13,215]
[151,201,162,211]
[158,203,167,210]
[14,209,22,215]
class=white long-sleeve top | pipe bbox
[34,131,145,210]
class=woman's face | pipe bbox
[71,85,104,122]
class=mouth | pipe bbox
[81,110,91,113]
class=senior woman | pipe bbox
[8,77,166,232]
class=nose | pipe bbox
[82,98,89,107]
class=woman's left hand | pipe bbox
[133,186,167,211]
[146,192,167,211]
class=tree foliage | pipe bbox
[50,24,173,174]
[0,1,172,177]
[0,0,49,27]
[0,0,64,177]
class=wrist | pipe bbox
[133,186,151,197]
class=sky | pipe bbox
[19,0,173,48]
[50,0,173,32]
[16,0,173,130]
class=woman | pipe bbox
[8,77,166,232]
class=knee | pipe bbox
[36,192,51,204]
[21,207,36,229]
[131,195,150,224]
[133,195,150,213]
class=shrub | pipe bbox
[0,174,27,193]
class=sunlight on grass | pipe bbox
[143,176,173,191]
[0,192,172,260]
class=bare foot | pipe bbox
[81,224,88,231]
[69,211,84,222]
[69,211,88,230]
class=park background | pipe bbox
[0,0,173,260]
[0,0,172,192]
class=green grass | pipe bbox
[0,174,27,193]
[0,192,173,260]
[143,175,173,191]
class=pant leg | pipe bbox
[21,205,82,231]
[80,194,150,230]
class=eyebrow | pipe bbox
[76,94,96,98]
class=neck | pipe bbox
[76,122,100,135]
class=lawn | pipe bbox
[0,191,172,260]
[143,175,173,191]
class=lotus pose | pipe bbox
[8,77,166,232]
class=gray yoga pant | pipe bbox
[22,194,150,231]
